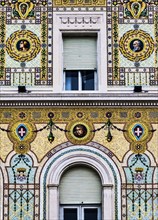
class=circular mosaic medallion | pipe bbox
[6,30,41,62]
[14,143,30,154]
[119,30,154,61]
[66,121,94,145]
[73,124,87,138]
[131,142,146,154]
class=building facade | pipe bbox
[0,0,158,219]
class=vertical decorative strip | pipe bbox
[112,11,119,81]
[0,10,5,80]
[41,10,48,82]
[139,156,149,212]
[155,11,158,65]
[129,155,138,212]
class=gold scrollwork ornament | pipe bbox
[14,142,30,154]
[119,29,154,62]
[6,30,41,62]
[124,0,147,19]
[131,142,146,154]
[11,0,35,19]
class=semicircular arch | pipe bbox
[40,145,121,220]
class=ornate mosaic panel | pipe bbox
[0,0,157,88]
[123,154,158,220]
[3,154,39,220]
[0,105,158,219]
[0,106,157,161]
[0,0,52,86]
[107,0,158,86]
[53,0,106,6]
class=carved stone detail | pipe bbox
[60,16,100,25]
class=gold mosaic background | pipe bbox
[0,107,157,162]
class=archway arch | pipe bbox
[40,145,121,220]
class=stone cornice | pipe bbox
[0,99,157,107]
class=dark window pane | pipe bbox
[64,208,77,220]
[84,208,98,220]
[81,70,94,90]
[65,71,78,90]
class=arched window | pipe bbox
[43,147,120,220]
[59,165,102,220]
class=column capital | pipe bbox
[102,184,113,188]
[47,184,59,188]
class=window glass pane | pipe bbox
[65,71,78,90]
[64,208,77,220]
[84,208,98,220]
[81,70,94,90]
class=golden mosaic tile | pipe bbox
[147,124,158,164]
[93,124,129,162]
[31,124,68,162]
[0,125,13,162]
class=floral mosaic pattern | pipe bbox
[0,0,52,86]
[107,0,158,86]
[123,154,158,220]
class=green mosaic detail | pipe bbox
[112,12,119,79]
[0,11,5,79]
[41,11,48,81]
[155,14,158,67]
[8,154,36,219]
[124,154,157,219]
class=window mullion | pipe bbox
[94,70,97,90]
[79,71,82,91]
[63,71,66,90]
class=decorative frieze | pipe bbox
[59,16,101,25]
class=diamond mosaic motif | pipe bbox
[132,124,144,140]
[16,124,28,140]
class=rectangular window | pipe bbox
[61,206,101,220]
[84,208,98,220]
[63,35,97,91]
[65,70,95,91]
[65,71,79,90]
[64,208,78,220]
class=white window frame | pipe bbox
[82,206,101,220]
[60,205,101,220]
[53,12,107,93]
[60,206,79,220]
[63,70,98,91]
[62,33,98,92]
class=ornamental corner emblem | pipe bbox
[124,0,147,19]
[11,0,35,19]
